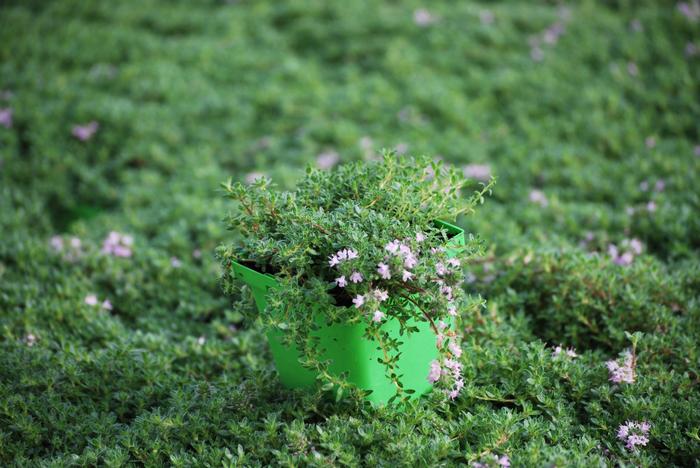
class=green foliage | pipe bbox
[1,0,699,466]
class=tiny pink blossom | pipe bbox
[646,201,657,212]
[377,262,391,279]
[607,351,636,384]
[337,249,348,261]
[639,180,649,191]
[529,189,548,206]
[193,249,202,259]
[530,47,544,62]
[372,310,385,322]
[448,341,463,358]
[373,289,389,302]
[447,304,457,316]
[404,254,418,269]
[0,108,12,128]
[316,150,340,170]
[628,238,643,255]
[413,8,436,27]
[101,299,113,311]
[435,262,447,276]
[346,249,359,260]
[655,180,665,192]
[170,257,182,268]
[402,270,414,281]
[72,121,99,141]
[328,255,340,267]
[50,236,64,251]
[645,136,656,148]
[350,271,363,283]
[385,240,400,255]
[615,252,634,266]
[335,276,347,288]
[24,333,37,346]
[447,258,460,268]
[84,294,98,306]
[437,320,448,331]
[427,360,442,383]
[627,62,639,76]
[352,294,365,308]
[69,237,81,249]
[415,232,426,242]
[440,285,453,300]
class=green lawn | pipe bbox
[1,0,699,465]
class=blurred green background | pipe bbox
[1,1,699,465]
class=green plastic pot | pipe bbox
[230,220,465,405]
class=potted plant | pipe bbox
[218,153,493,404]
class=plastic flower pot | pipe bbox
[230,220,465,405]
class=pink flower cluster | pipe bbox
[427,356,464,399]
[50,235,83,261]
[607,350,636,384]
[617,421,651,450]
[84,294,113,311]
[72,121,99,141]
[552,345,578,358]
[102,231,133,257]
[608,238,643,266]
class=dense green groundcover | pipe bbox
[1,0,699,465]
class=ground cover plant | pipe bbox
[1,0,699,466]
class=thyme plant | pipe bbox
[219,153,494,402]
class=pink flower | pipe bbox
[193,249,202,259]
[349,271,363,283]
[628,238,643,255]
[462,164,491,182]
[385,240,400,255]
[427,360,442,383]
[402,270,414,281]
[24,333,37,347]
[337,249,348,261]
[447,258,460,268]
[0,108,12,128]
[72,121,99,141]
[316,150,340,170]
[617,421,651,450]
[645,136,656,148]
[655,180,666,192]
[678,1,700,21]
[607,351,636,384]
[335,276,347,288]
[50,236,63,251]
[447,304,457,316]
[437,320,448,331]
[373,289,389,302]
[101,300,113,311]
[346,249,359,260]
[404,254,418,269]
[372,310,385,322]
[627,62,639,76]
[448,378,464,399]
[529,189,548,206]
[530,47,544,62]
[615,252,634,266]
[413,8,437,27]
[552,345,577,358]
[84,294,98,306]
[448,341,463,358]
[170,257,182,268]
[328,255,340,267]
[440,285,453,300]
[646,201,657,212]
[435,262,447,276]
[639,180,649,191]
[415,232,426,242]
[70,237,81,249]
[352,295,365,308]
[377,263,391,279]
